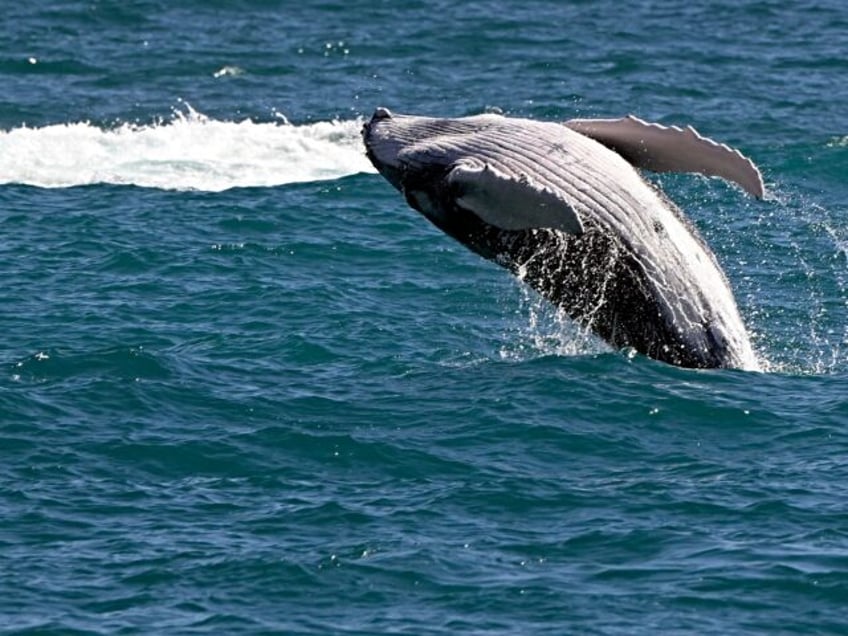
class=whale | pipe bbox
[362,107,764,370]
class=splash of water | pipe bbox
[499,282,611,362]
[0,104,376,191]
[719,187,847,375]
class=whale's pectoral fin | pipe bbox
[446,159,584,235]
[565,115,765,198]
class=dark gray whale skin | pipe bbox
[362,108,761,370]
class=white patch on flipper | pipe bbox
[565,115,765,198]
[447,158,585,235]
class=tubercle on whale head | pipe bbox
[361,107,393,139]
[372,107,393,121]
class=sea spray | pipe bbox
[0,104,376,191]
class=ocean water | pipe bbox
[2,1,847,634]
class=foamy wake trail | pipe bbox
[0,106,376,191]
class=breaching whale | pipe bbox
[362,107,764,370]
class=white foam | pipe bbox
[0,105,377,191]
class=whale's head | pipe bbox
[362,107,503,190]
[362,107,512,236]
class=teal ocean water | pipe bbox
[2,2,848,634]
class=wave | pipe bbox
[0,105,376,191]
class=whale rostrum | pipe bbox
[362,108,763,370]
